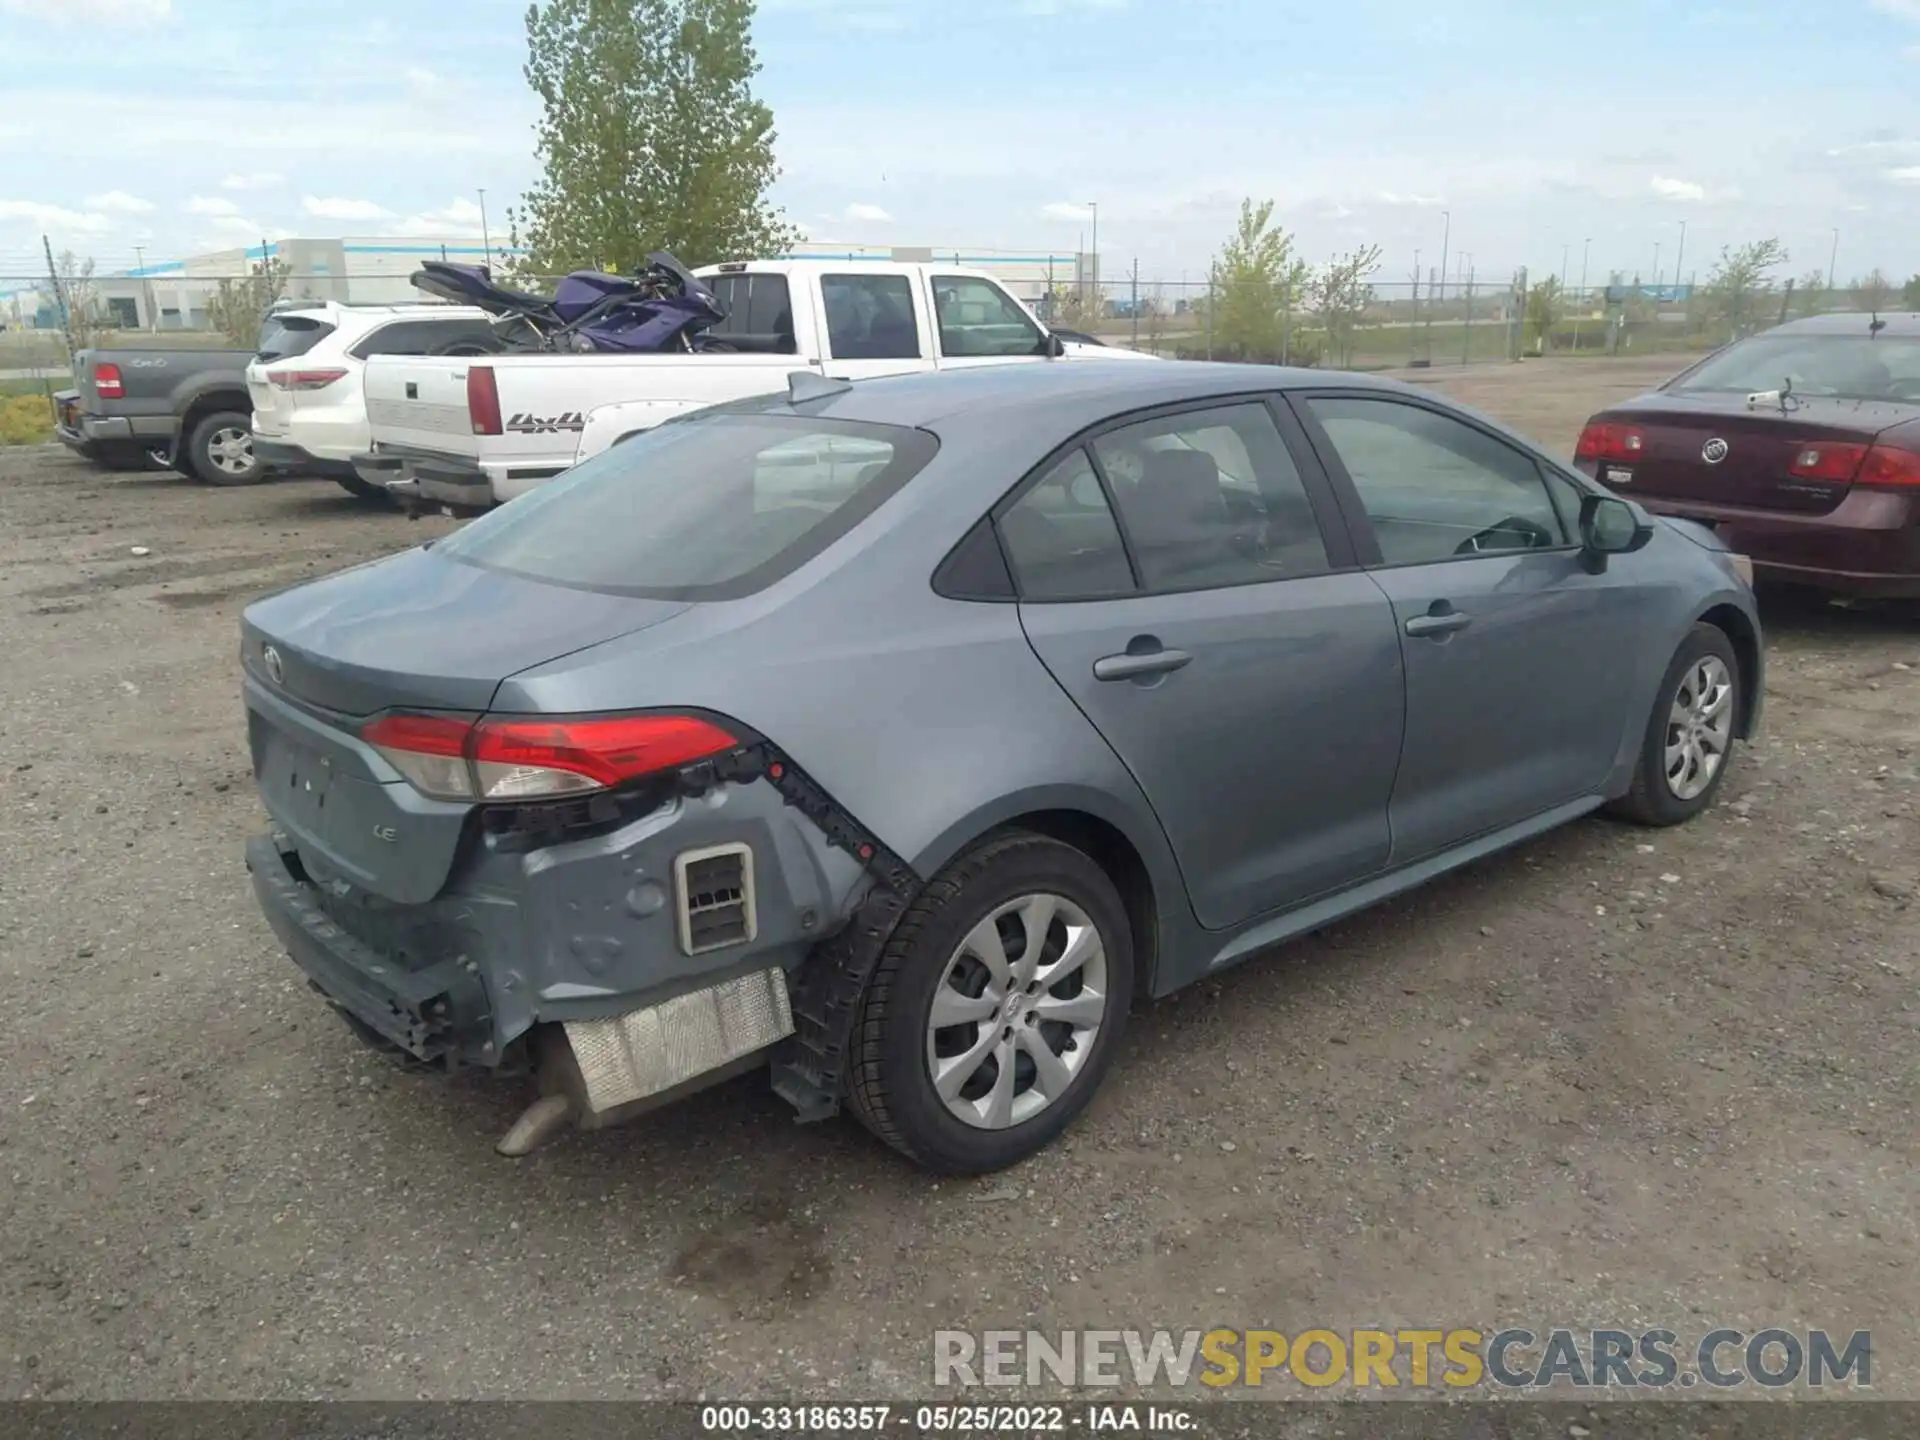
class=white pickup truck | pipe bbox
[354,259,1154,513]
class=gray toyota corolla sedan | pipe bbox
[241,361,1762,1173]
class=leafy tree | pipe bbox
[513,0,797,275]
[51,250,104,358]
[1853,268,1893,314]
[1698,238,1787,340]
[1790,268,1828,318]
[1311,244,1383,367]
[205,256,289,346]
[1525,274,1563,351]
[1904,274,1920,310]
[1208,199,1310,363]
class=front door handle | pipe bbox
[1093,647,1193,682]
[1404,608,1473,638]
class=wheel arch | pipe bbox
[909,786,1189,1002]
[178,386,252,440]
[1696,600,1762,739]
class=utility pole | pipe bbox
[43,234,77,370]
[1410,248,1421,364]
[1827,228,1839,305]
[478,188,492,268]
[1574,237,1591,354]
[1673,220,1687,300]
[1088,201,1099,323]
[1129,257,1139,348]
[1427,210,1450,362]
[133,244,155,331]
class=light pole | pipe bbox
[1426,209,1450,362]
[1088,201,1099,322]
[1827,228,1840,304]
[1673,219,1687,297]
[132,244,155,331]
[1574,237,1591,353]
[477,188,492,268]
[1560,243,1569,293]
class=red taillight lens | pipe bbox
[1575,420,1646,463]
[1856,443,1920,489]
[266,368,349,391]
[466,364,502,436]
[1786,441,1867,482]
[362,711,737,801]
[93,362,124,399]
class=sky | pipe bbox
[1,0,1918,293]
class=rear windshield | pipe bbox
[256,314,335,362]
[436,413,939,600]
[1671,335,1920,402]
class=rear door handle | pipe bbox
[1404,610,1473,638]
[1093,647,1193,681]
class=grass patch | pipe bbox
[0,393,57,445]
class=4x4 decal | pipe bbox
[504,411,586,435]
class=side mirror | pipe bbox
[1044,332,1066,359]
[1578,493,1654,572]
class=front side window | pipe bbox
[705,273,795,354]
[822,274,921,360]
[1092,403,1331,591]
[1304,396,1568,566]
[998,449,1135,600]
[437,413,936,600]
[932,276,1045,357]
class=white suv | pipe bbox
[247,302,495,501]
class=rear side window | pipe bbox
[437,414,938,600]
[256,314,335,361]
[350,317,499,359]
[706,273,796,354]
[822,274,920,359]
[932,276,1044,357]
[999,449,1135,600]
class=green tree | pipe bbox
[513,0,797,276]
[204,256,289,346]
[1790,268,1827,318]
[1525,273,1563,351]
[1854,268,1893,314]
[1207,199,1310,363]
[1698,238,1787,341]
[1903,274,1920,310]
[1311,244,1383,367]
[51,250,104,359]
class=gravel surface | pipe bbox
[1,358,1915,1402]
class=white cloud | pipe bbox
[1650,175,1707,201]
[1042,201,1094,222]
[404,65,442,92]
[1888,165,1920,184]
[844,201,893,223]
[0,198,111,233]
[85,189,155,215]
[1375,190,1444,207]
[221,171,284,191]
[185,195,241,216]
[302,195,394,221]
[0,0,171,21]
[391,198,488,237]
[1870,0,1920,20]
[204,215,291,243]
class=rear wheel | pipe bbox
[1608,622,1741,826]
[846,831,1134,1173]
[185,411,263,486]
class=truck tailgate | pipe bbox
[363,356,477,458]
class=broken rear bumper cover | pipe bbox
[245,751,904,1117]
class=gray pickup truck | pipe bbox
[56,345,262,484]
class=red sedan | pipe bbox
[1576,312,1920,597]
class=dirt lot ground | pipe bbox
[1,356,1916,1403]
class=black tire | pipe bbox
[846,830,1134,1173]
[184,410,263,486]
[333,474,397,505]
[1607,621,1742,826]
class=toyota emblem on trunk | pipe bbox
[263,645,284,685]
[1702,437,1730,464]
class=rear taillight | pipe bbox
[1575,420,1646,463]
[1856,443,1920,489]
[1786,442,1868,482]
[466,364,502,436]
[93,362,123,399]
[362,711,738,802]
[266,368,349,391]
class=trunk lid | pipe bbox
[241,545,690,902]
[362,355,478,457]
[1589,392,1917,515]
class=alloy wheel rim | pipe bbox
[209,427,253,475]
[1664,655,1733,801]
[925,892,1108,1130]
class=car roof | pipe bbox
[761,360,1408,436]
[1766,311,1920,337]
